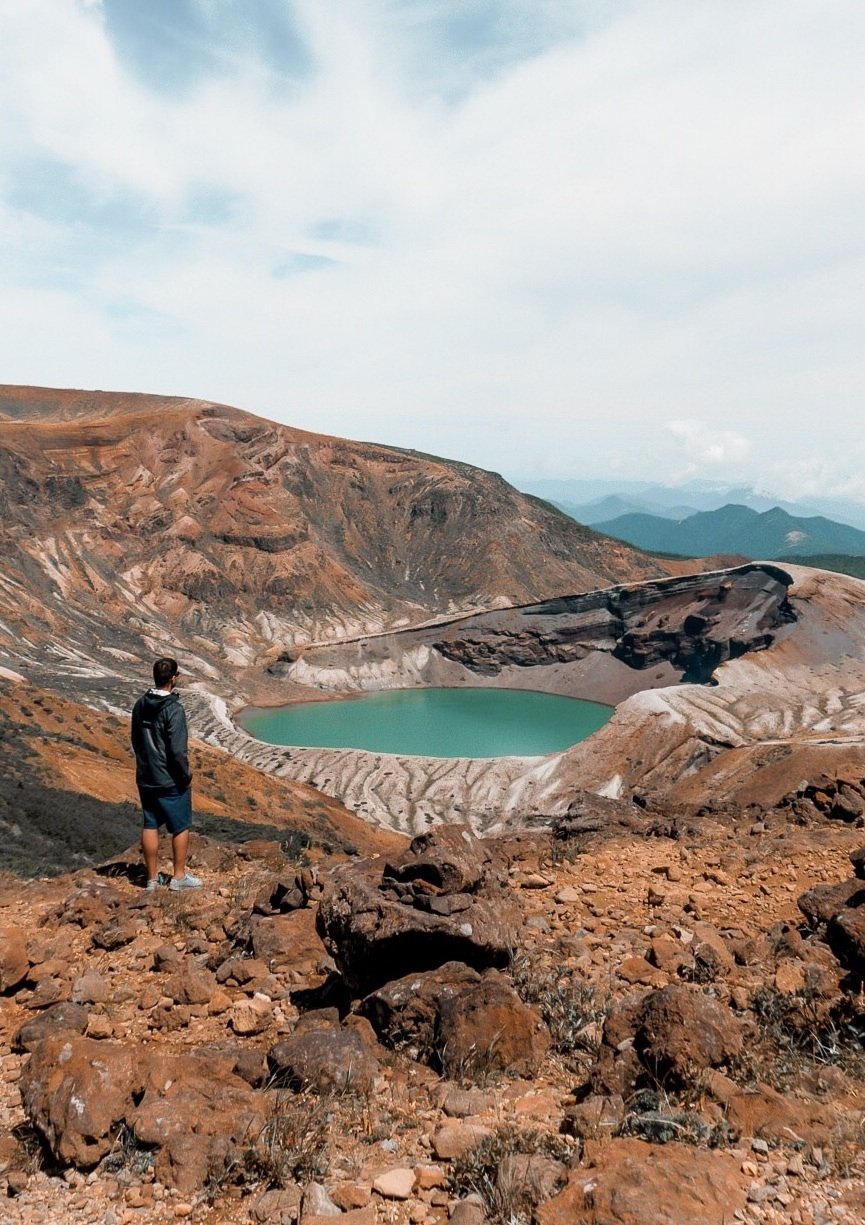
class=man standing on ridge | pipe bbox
[131,656,201,891]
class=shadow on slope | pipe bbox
[0,773,313,878]
[0,676,403,878]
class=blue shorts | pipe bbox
[139,786,192,835]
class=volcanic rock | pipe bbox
[13,1001,90,1052]
[164,964,218,1006]
[431,1123,494,1161]
[316,852,516,995]
[21,1034,141,1166]
[798,878,865,928]
[593,986,743,1093]
[0,927,28,993]
[437,973,550,1080]
[383,825,491,894]
[24,976,70,1009]
[250,914,310,969]
[725,1086,839,1145]
[535,1139,746,1225]
[826,905,865,974]
[268,1024,380,1094]
[633,986,743,1086]
[71,970,109,1004]
[134,1051,266,1193]
[361,962,482,1059]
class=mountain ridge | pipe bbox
[518,476,865,531]
[592,502,865,559]
[0,384,666,701]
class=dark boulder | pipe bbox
[437,973,550,1081]
[362,962,483,1060]
[268,1024,379,1094]
[318,833,514,994]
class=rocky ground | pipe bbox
[3,775,865,1225]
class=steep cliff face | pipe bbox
[284,564,796,700]
[0,385,666,690]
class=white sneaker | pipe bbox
[169,872,202,891]
[145,878,160,891]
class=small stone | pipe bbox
[774,961,806,994]
[373,1168,416,1200]
[442,1088,496,1118]
[415,1166,447,1191]
[331,1183,371,1210]
[253,1186,303,1222]
[207,989,232,1015]
[6,1170,29,1196]
[86,1013,114,1040]
[555,886,582,905]
[432,1124,494,1161]
[520,874,552,889]
[450,1198,487,1225]
[229,996,272,1035]
[302,1182,341,1217]
[72,971,109,1004]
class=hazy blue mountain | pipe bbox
[516,478,865,531]
[557,495,700,524]
[592,504,865,558]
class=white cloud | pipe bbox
[667,420,751,466]
[0,0,864,496]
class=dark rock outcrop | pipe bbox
[316,826,516,995]
[592,986,743,1094]
[362,962,483,1059]
[299,564,796,697]
[437,972,550,1080]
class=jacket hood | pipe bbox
[138,690,180,716]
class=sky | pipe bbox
[1,0,864,500]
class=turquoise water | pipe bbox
[239,687,612,759]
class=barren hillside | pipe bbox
[0,385,665,701]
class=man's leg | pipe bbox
[141,827,160,882]
[171,829,190,880]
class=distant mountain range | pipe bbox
[590,503,865,559]
[517,478,865,532]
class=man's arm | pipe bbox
[165,703,193,789]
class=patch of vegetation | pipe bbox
[786,554,865,580]
[449,1126,570,1225]
[616,1087,735,1147]
[100,1124,156,1177]
[0,770,317,878]
[0,778,143,876]
[733,986,865,1090]
[194,813,311,858]
[511,951,608,1069]
[240,1090,332,1189]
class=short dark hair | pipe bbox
[153,657,179,687]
